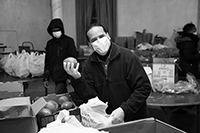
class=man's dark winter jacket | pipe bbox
[175,32,200,79]
[71,43,152,122]
[44,18,77,82]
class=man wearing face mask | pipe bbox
[175,22,200,79]
[43,18,77,94]
[64,23,152,124]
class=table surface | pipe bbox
[147,92,200,107]
[0,72,43,83]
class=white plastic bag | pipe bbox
[79,97,112,129]
[12,50,30,78]
[4,53,17,76]
[28,52,45,77]
[0,54,9,70]
[39,110,108,133]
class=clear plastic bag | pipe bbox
[153,73,200,94]
[79,97,112,129]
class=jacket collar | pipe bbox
[90,42,121,63]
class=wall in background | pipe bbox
[0,0,198,50]
[62,0,76,48]
[117,0,198,39]
[0,0,51,51]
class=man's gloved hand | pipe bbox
[43,80,49,88]
[63,61,81,79]
[110,107,125,124]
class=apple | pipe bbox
[60,101,74,110]
[58,95,70,105]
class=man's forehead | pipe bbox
[87,26,105,37]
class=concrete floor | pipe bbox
[24,80,196,133]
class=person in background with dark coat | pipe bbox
[64,23,152,124]
[43,18,77,94]
[175,23,200,79]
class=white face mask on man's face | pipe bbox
[53,31,62,38]
[91,35,111,56]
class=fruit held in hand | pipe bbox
[61,101,74,110]
[58,95,70,105]
[63,57,77,68]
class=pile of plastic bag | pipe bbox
[152,73,200,94]
[39,109,109,133]
[0,50,45,78]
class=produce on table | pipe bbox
[134,48,179,63]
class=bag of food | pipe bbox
[12,50,30,78]
[29,52,45,77]
[0,54,9,70]
[4,53,17,76]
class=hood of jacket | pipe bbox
[47,18,65,37]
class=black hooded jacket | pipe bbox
[71,43,152,122]
[44,18,77,82]
[175,31,200,78]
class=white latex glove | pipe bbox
[63,61,81,79]
[110,107,125,124]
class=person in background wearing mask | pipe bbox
[64,23,152,124]
[175,22,200,79]
[43,18,77,94]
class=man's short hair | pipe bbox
[86,23,108,42]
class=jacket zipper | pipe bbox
[104,62,109,80]
[57,46,60,56]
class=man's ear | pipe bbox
[106,33,111,40]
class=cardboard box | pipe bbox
[0,97,46,133]
[0,82,23,99]
[37,93,81,129]
[99,117,186,133]
[153,58,175,83]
